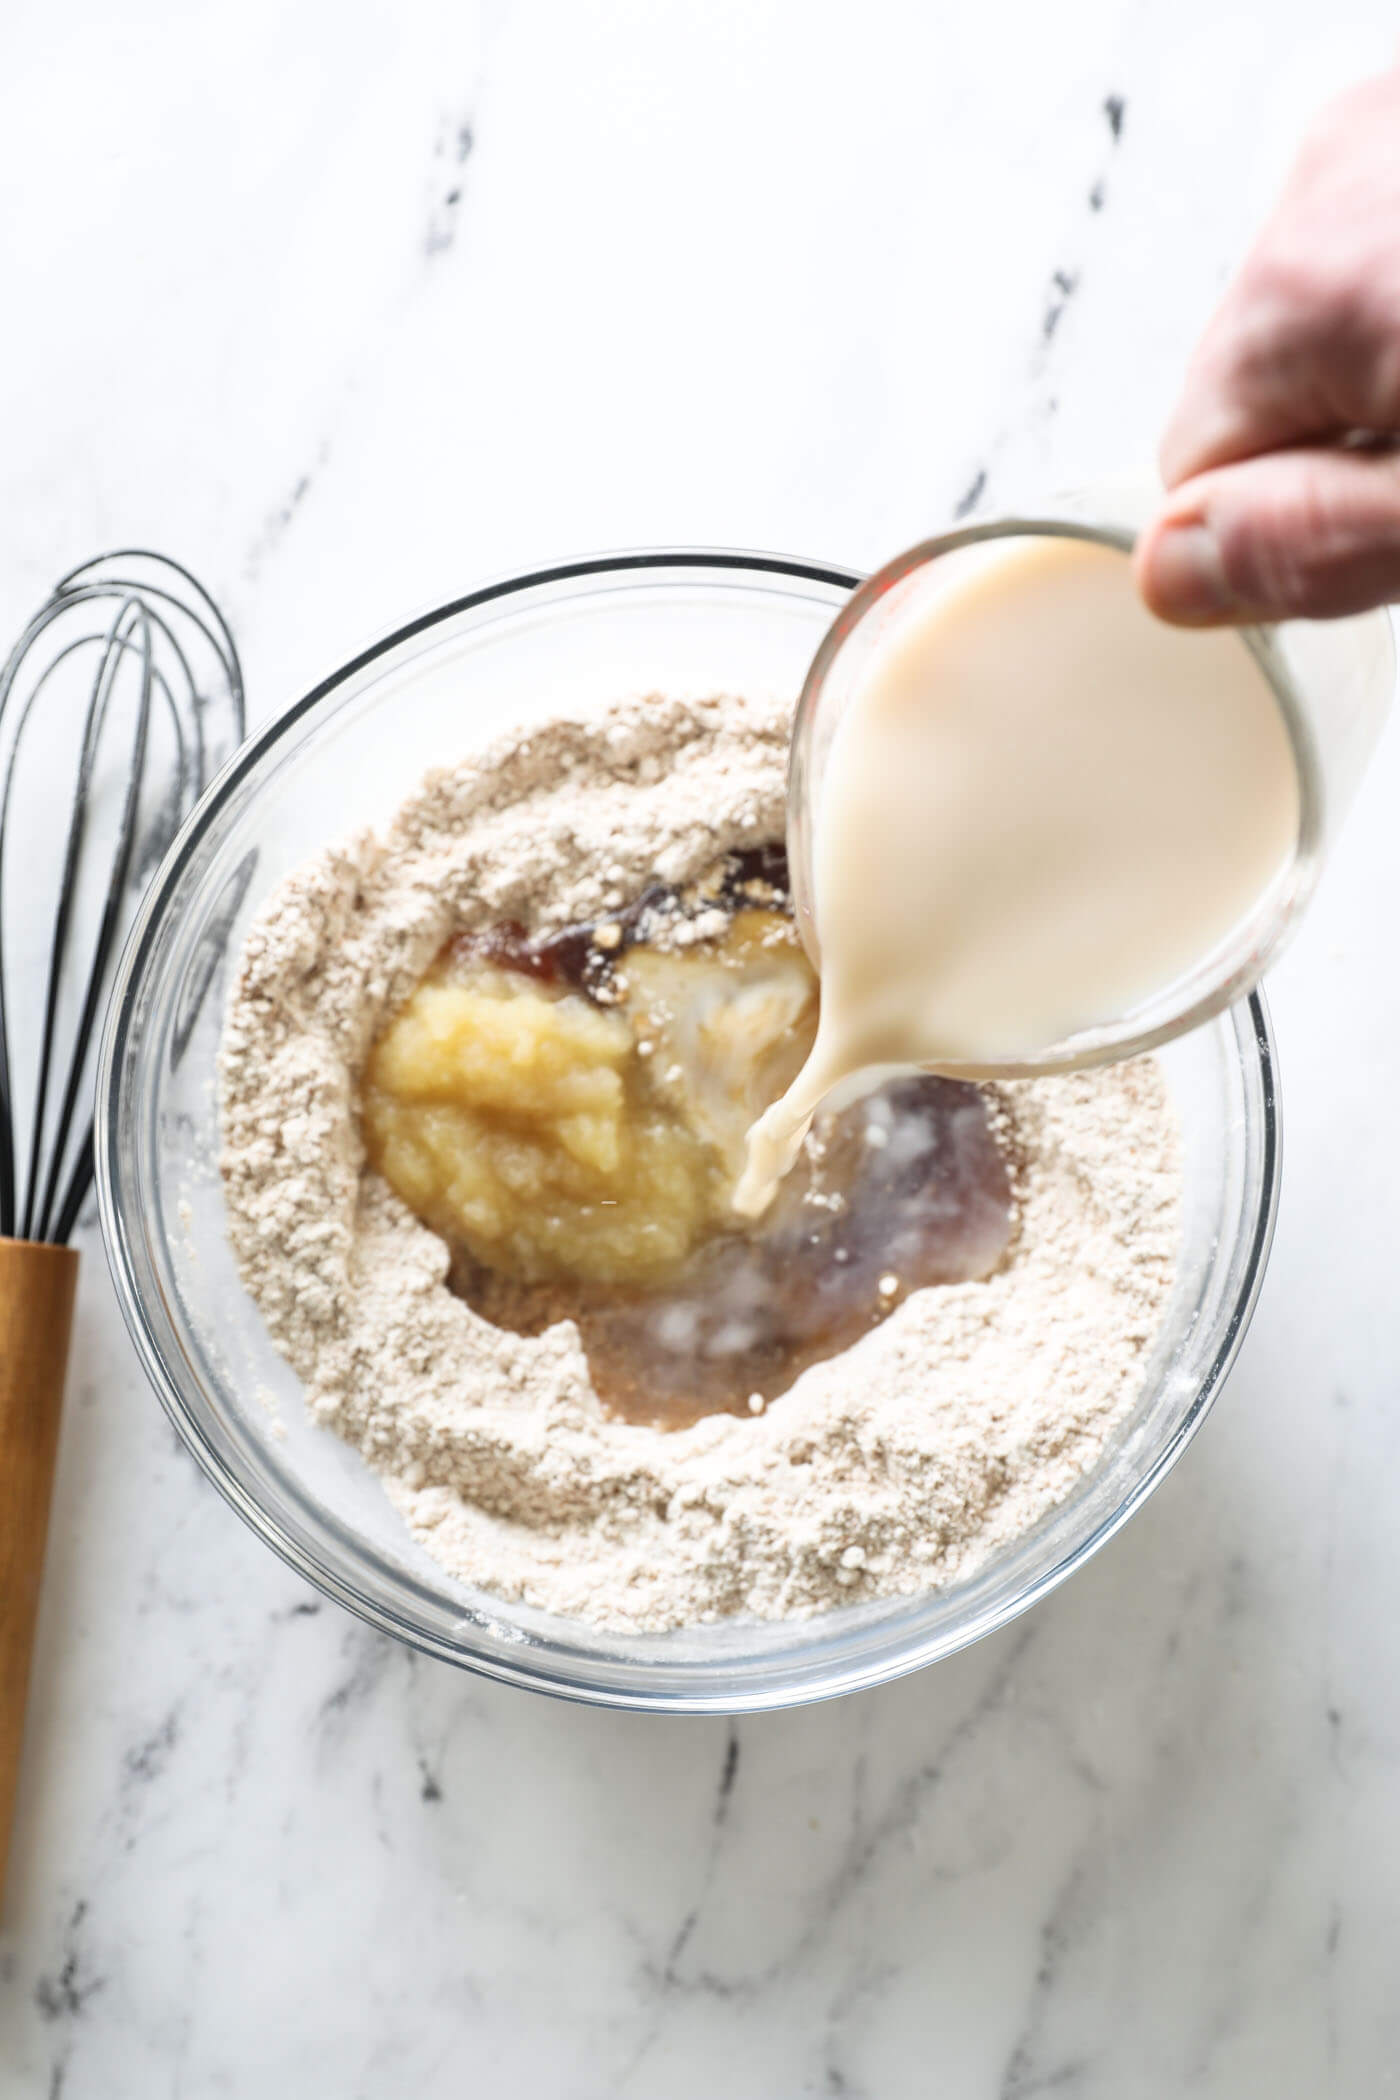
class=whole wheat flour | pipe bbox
[218,691,1182,1633]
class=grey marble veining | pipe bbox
[3,1,1400,2093]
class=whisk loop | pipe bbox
[0,552,244,1247]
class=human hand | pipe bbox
[1135,69,1400,625]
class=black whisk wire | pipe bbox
[29,603,154,1243]
[0,552,244,1248]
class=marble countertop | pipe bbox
[5,2,1400,2092]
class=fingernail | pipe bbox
[1145,521,1235,622]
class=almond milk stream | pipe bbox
[736,535,1299,1214]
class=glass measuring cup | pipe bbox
[786,497,1396,1077]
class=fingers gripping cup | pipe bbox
[737,499,1394,1213]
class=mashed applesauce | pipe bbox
[362,910,813,1290]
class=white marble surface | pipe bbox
[3,2,1400,2092]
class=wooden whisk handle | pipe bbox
[0,1236,77,1902]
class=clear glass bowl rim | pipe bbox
[94,547,1282,1714]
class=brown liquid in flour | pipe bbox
[455,1075,1013,1425]
[362,848,1015,1428]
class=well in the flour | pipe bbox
[361,844,1016,1426]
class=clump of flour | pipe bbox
[218,692,1181,1633]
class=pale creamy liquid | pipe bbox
[735,535,1300,1214]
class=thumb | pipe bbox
[1134,445,1400,625]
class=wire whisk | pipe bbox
[0,551,245,1247]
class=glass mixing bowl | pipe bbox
[95,551,1280,1715]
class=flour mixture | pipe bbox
[218,691,1181,1632]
